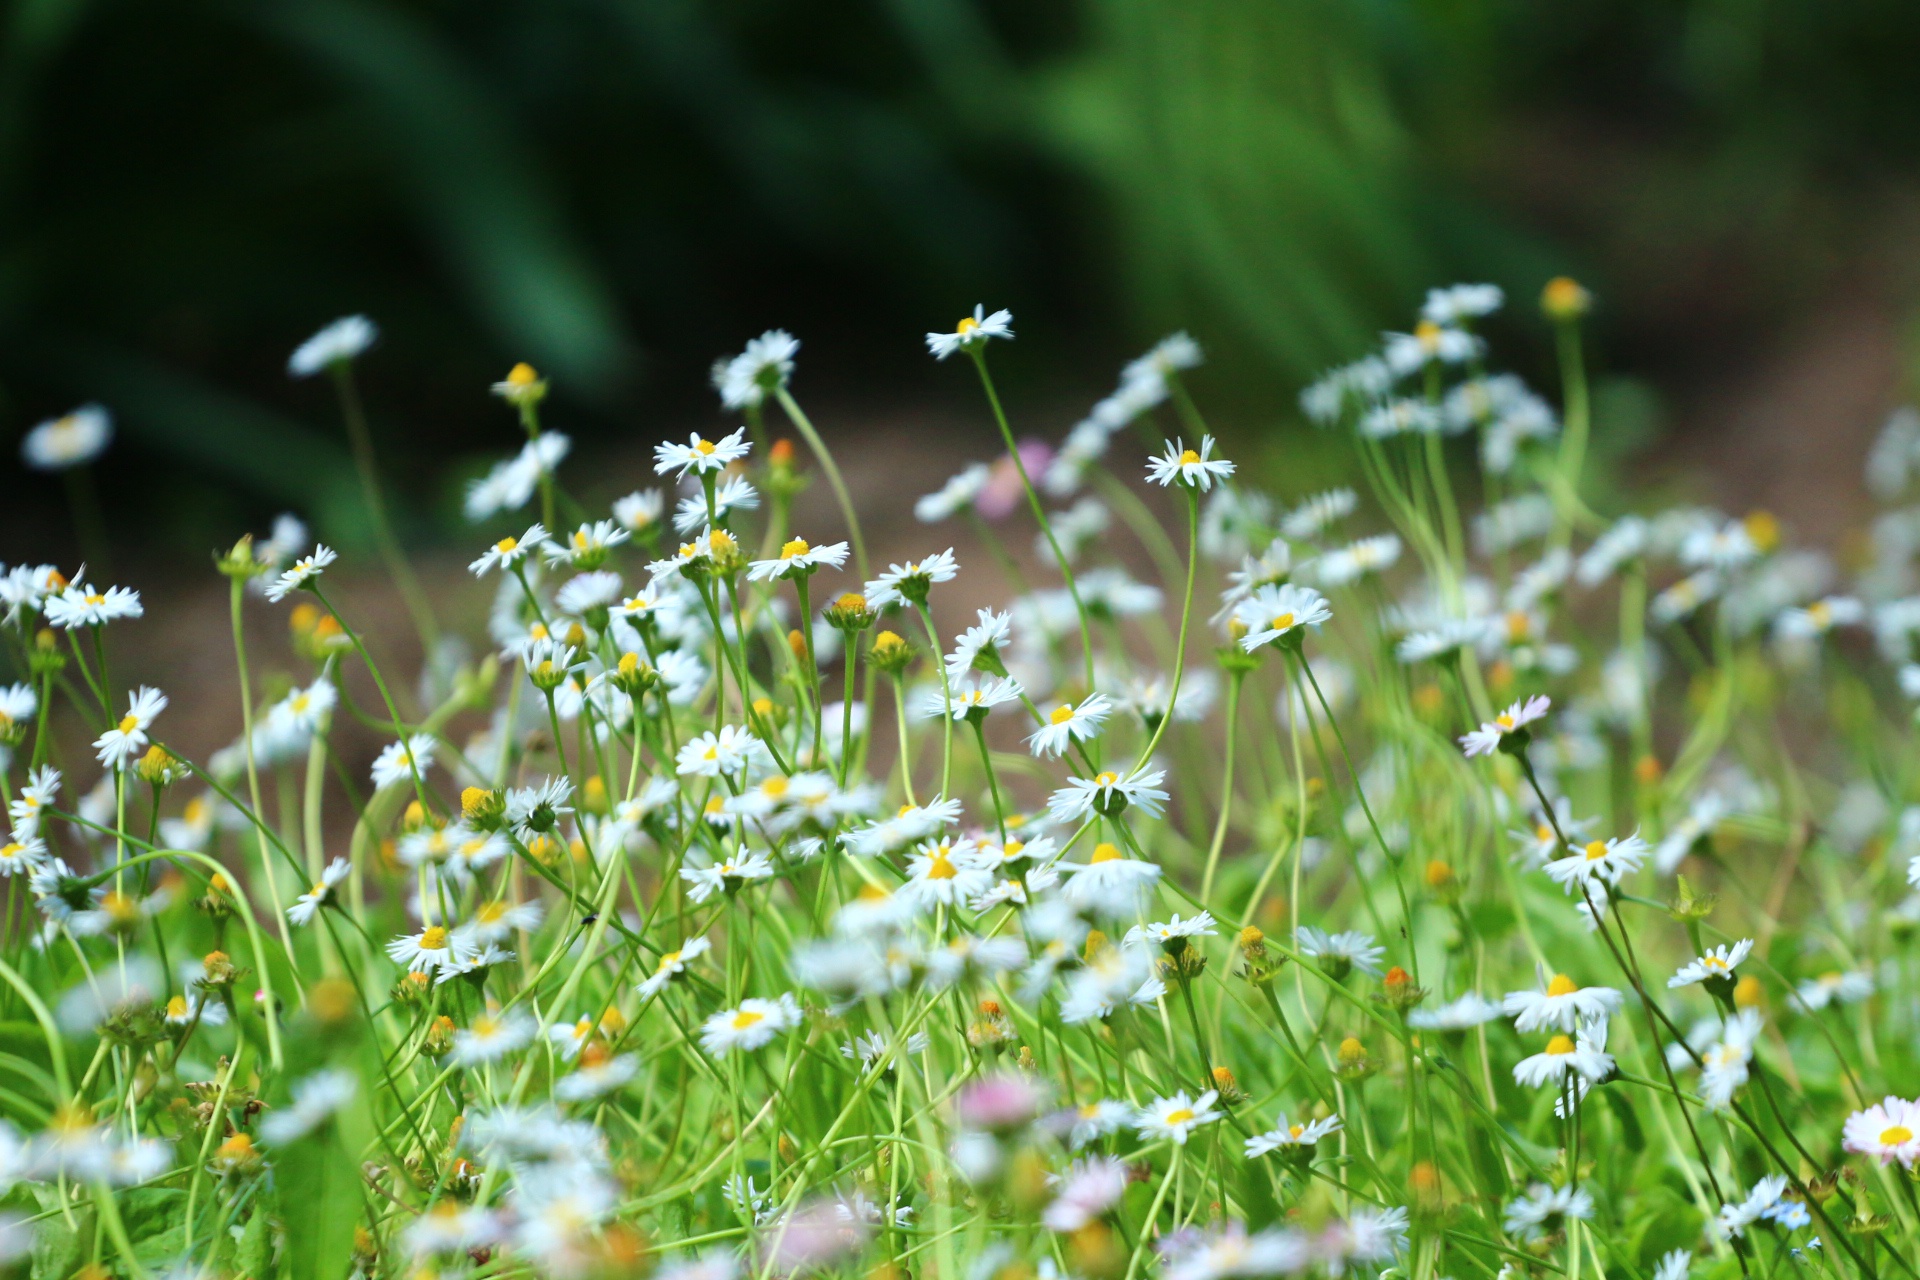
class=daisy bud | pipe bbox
[421,1014,456,1057]
[787,629,808,661]
[1743,509,1780,554]
[462,786,505,829]
[608,651,659,696]
[214,1131,262,1173]
[200,951,237,989]
[401,800,429,833]
[217,534,264,580]
[491,361,548,409]
[769,438,795,468]
[1425,859,1462,904]
[869,630,914,676]
[1334,1036,1377,1082]
[1634,754,1663,786]
[391,970,431,1006]
[1540,276,1591,322]
[197,872,235,921]
[1211,1065,1246,1104]
[1667,874,1717,923]
[1409,1160,1443,1216]
[825,592,877,633]
[1733,975,1765,1010]
[576,776,607,817]
[306,978,357,1025]
[530,654,570,692]
[29,628,65,678]
[135,744,182,788]
[1378,965,1428,1013]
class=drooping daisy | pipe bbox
[654,427,751,478]
[10,766,59,841]
[1543,832,1649,893]
[1842,1096,1920,1168]
[864,550,959,610]
[287,857,350,926]
[1233,584,1332,653]
[469,524,551,577]
[263,545,337,603]
[1244,1114,1342,1158]
[1699,1009,1764,1109]
[288,315,377,376]
[699,994,803,1056]
[1134,1090,1221,1145]
[1513,1030,1614,1090]
[925,305,1013,360]
[1027,692,1112,758]
[1668,939,1754,989]
[371,735,436,791]
[94,686,167,769]
[21,405,112,471]
[945,608,1013,680]
[748,537,850,582]
[1504,973,1623,1033]
[1146,436,1236,492]
[712,329,799,409]
[1047,768,1169,824]
[1459,694,1552,758]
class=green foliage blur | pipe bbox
[4,0,1918,559]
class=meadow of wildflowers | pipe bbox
[1,277,1917,1280]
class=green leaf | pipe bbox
[277,1130,362,1280]
[236,1207,274,1280]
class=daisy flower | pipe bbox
[1543,832,1649,893]
[1513,1031,1614,1090]
[287,857,350,926]
[1715,1175,1788,1239]
[900,840,993,909]
[1791,969,1874,1011]
[1295,926,1385,978]
[654,428,750,478]
[1407,993,1503,1031]
[680,853,775,904]
[1233,584,1332,652]
[259,1068,357,1144]
[1047,768,1169,824]
[1027,692,1113,758]
[1504,973,1623,1033]
[1146,436,1236,492]
[371,735,436,791]
[21,405,112,471]
[1134,1090,1221,1145]
[94,686,166,769]
[1042,1157,1128,1233]
[1459,694,1552,758]
[455,898,543,947]
[288,315,376,376]
[923,676,1024,722]
[672,475,761,536]
[1244,1114,1342,1158]
[1059,842,1163,915]
[864,550,959,609]
[1699,1010,1764,1109]
[1058,1100,1134,1150]
[699,994,803,1056]
[44,582,143,629]
[554,571,622,618]
[548,1015,600,1061]
[1311,533,1402,587]
[712,329,799,409]
[1652,1250,1692,1280]
[547,520,631,569]
[448,1010,537,1066]
[915,464,991,523]
[925,305,1013,360]
[0,836,47,879]
[1125,912,1217,952]
[469,524,551,577]
[263,545,336,603]
[1503,1183,1594,1242]
[1281,487,1358,541]
[1668,939,1754,988]
[1842,1096,1920,1168]
[1422,283,1504,325]
[387,924,470,975]
[945,607,1012,679]
[635,936,711,1000]
[10,766,60,840]
[748,537,850,582]
[612,489,664,534]
[676,725,767,778]
[490,361,547,406]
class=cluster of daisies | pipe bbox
[1,282,1916,1280]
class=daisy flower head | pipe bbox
[1060,842,1163,916]
[1842,1096,1920,1168]
[1422,283,1504,326]
[1384,320,1483,375]
[0,835,47,879]
[926,305,1013,360]
[1295,927,1385,979]
[1126,912,1217,955]
[864,550,959,610]
[1244,1114,1342,1159]
[1048,768,1170,824]
[1042,1156,1128,1233]
[1027,692,1112,758]
[680,851,775,904]
[387,923,470,975]
[712,329,799,409]
[699,994,803,1057]
[1233,583,1332,653]
[554,571,622,620]
[637,936,711,999]
[673,474,762,535]
[490,361,548,407]
[1407,992,1503,1031]
[1146,435,1236,492]
[1652,1251,1692,1280]
[1311,533,1402,587]
[1459,694,1551,758]
[1791,969,1874,1011]
[93,686,166,770]
[1716,1175,1789,1239]
[1502,1183,1594,1243]
[1513,1030,1614,1090]
[1699,1009,1763,1109]
[287,857,350,926]
[44,581,142,629]
[1503,973,1623,1033]
[1775,595,1866,642]
[448,1009,537,1067]
[748,537,850,582]
[547,520,631,570]
[1134,1090,1221,1145]
[371,735,436,791]
[469,524,551,577]
[915,463,991,523]
[1544,832,1649,894]
[288,315,377,376]
[654,427,751,478]
[676,724,768,778]
[1668,939,1754,989]
[925,676,1024,723]
[946,608,1013,679]
[612,489,665,536]
[22,404,112,471]
[263,545,336,603]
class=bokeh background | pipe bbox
[9,0,1920,569]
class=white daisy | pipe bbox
[93,686,166,769]
[1027,692,1112,758]
[1146,436,1235,492]
[44,582,143,629]
[1543,832,1649,893]
[637,937,711,999]
[287,857,350,926]
[1503,973,1624,1033]
[469,524,552,577]
[1513,1031,1613,1090]
[1233,583,1332,652]
[448,1010,537,1066]
[748,537,850,582]
[288,315,376,376]
[1459,694,1552,757]
[654,427,751,478]
[864,550,959,610]
[1668,940,1754,988]
[1244,1114,1342,1158]
[915,464,991,522]
[263,545,337,603]
[371,735,436,791]
[1842,1096,1920,1168]
[712,329,799,409]
[699,994,803,1056]
[925,305,1013,360]
[21,405,112,471]
[1047,769,1169,824]
[1134,1090,1220,1145]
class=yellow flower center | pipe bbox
[731,1009,764,1030]
[781,537,810,559]
[85,593,106,606]
[1494,713,1515,730]
[762,776,790,799]
[1536,823,1553,842]
[1881,1125,1913,1146]
[1095,771,1119,786]
[572,529,591,549]
[1546,974,1578,997]
[1703,956,1730,972]
[1269,612,1294,633]
[1050,704,1075,725]
[927,851,957,880]
[0,844,21,860]
[506,362,538,386]
[473,1015,501,1037]
[310,881,327,897]
[495,536,517,554]
[1004,840,1024,858]
[1164,1108,1195,1126]
[1178,449,1200,466]
[477,902,506,925]
[1808,601,1832,627]
[117,713,138,733]
[1545,1034,1576,1056]
[704,796,725,815]
[658,950,681,970]
[1090,842,1122,864]
[1414,319,1443,350]
[420,926,449,951]
[166,996,188,1018]
[694,438,716,455]
[956,317,979,336]
[1584,841,1609,861]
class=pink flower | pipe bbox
[978,441,1054,520]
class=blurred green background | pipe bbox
[7,0,1920,563]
